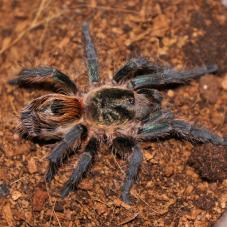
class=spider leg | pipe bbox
[136,88,163,104]
[83,23,100,84]
[9,67,77,95]
[121,144,143,204]
[128,64,218,90]
[61,137,99,197]
[113,58,160,83]
[111,136,135,160]
[143,110,174,123]
[138,110,226,145]
[136,88,163,112]
[112,58,218,88]
[45,124,87,182]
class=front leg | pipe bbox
[9,66,77,95]
[112,58,218,89]
[128,65,218,90]
[83,23,100,84]
[113,58,160,83]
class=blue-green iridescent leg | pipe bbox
[46,124,87,182]
[128,65,218,90]
[113,58,160,83]
[121,144,143,204]
[83,23,100,84]
[61,137,99,197]
[113,58,218,88]
[138,111,226,145]
[143,110,174,123]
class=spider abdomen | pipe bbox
[84,88,136,125]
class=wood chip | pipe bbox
[12,190,22,200]
[33,188,48,211]
[144,151,154,161]
[27,157,37,174]
[2,203,14,226]
[221,74,227,90]
[118,213,139,225]
[113,198,131,209]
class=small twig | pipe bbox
[10,176,26,185]
[38,0,52,48]
[0,29,27,55]
[0,1,144,56]
[0,1,63,56]
[93,197,110,207]
[133,191,159,214]
[54,207,62,227]
[8,96,18,116]
[32,0,48,26]
[48,199,56,225]
[76,4,140,15]
[30,10,64,30]
[45,182,62,227]
[125,26,168,47]
[118,212,139,225]
[111,153,125,175]
[0,0,46,55]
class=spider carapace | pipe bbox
[9,22,226,203]
[84,87,152,125]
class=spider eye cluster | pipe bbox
[128,97,135,105]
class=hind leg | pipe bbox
[138,110,226,145]
[61,137,99,197]
[120,144,143,203]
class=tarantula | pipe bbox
[9,23,226,203]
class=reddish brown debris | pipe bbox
[32,188,49,212]
[188,144,227,182]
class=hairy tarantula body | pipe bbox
[9,23,226,203]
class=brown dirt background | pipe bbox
[0,0,227,226]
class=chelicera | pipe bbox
[9,23,226,203]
